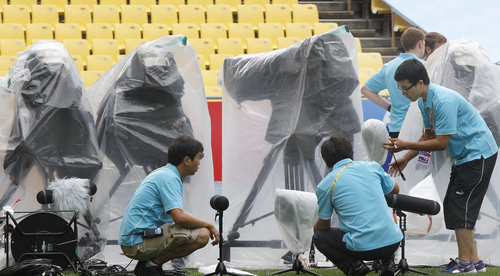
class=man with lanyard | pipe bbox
[313,135,402,276]
[361,27,426,138]
[119,135,220,276]
[384,59,497,274]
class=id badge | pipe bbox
[417,151,431,165]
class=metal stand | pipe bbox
[394,210,429,275]
[269,255,321,276]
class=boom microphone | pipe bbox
[37,182,97,205]
[385,193,440,215]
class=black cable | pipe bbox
[392,153,406,181]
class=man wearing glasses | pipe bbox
[361,27,426,138]
[383,59,497,274]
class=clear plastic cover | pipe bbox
[394,38,500,265]
[361,119,389,165]
[87,35,216,266]
[221,26,363,268]
[0,40,106,261]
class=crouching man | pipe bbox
[313,135,402,276]
[119,135,220,276]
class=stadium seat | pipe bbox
[277,36,300,49]
[92,39,120,62]
[187,0,213,12]
[158,0,184,13]
[121,5,148,30]
[0,0,5,14]
[93,5,120,29]
[393,13,414,32]
[265,4,291,27]
[201,70,220,86]
[292,4,318,26]
[3,5,31,30]
[215,0,239,13]
[285,23,312,40]
[114,23,142,51]
[236,5,264,31]
[0,24,25,40]
[189,38,215,66]
[355,37,362,52]
[358,67,376,85]
[273,0,298,8]
[205,86,223,98]
[0,71,7,77]
[80,70,105,88]
[150,5,178,32]
[86,23,114,49]
[371,0,391,14]
[99,0,126,12]
[0,56,17,71]
[125,39,150,54]
[55,23,82,42]
[40,0,66,13]
[143,24,171,40]
[71,0,97,12]
[86,55,114,71]
[228,23,255,49]
[313,22,339,35]
[206,4,233,27]
[172,23,200,40]
[357,52,383,71]
[130,0,156,13]
[64,5,92,32]
[244,0,268,12]
[71,55,84,71]
[200,23,227,49]
[179,5,206,28]
[257,23,284,49]
[63,39,90,65]
[209,53,233,70]
[26,23,54,47]
[116,55,125,62]
[10,0,36,12]
[197,54,206,70]
[217,38,244,56]
[32,5,60,30]
[246,38,273,54]
[0,39,26,56]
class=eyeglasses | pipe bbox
[397,83,416,95]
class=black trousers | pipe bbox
[313,228,400,275]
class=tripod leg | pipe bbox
[269,268,294,275]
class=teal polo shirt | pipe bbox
[365,53,425,132]
[316,158,403,251]
[418,83,498,165]
[119,163,184,246]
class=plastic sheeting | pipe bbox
[394,39,500,266]
[87,35,216,266]
[0,40,106,261]
[361,119,389,165]
[221,26,363,268]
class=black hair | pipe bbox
[167,135,204,166]
[394,59,430,85]
[321,135,353,168]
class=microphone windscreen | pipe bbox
[210,195,229,211]
[36,190,54,204]
[385,193,440,215]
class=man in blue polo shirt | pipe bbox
[119,135,220,276]
[313,135,402,276]
[384,59,498,274]
[361,27,426,138]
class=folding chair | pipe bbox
[201,69,220,86]
[277,36,300,49]
[0,0,5,14]
[206,4,233,27]
[357,52,384,71]
[55,23,82,42]
[0,56,18,71]
[355,37,362,53]
[285,23,312,40]
[150,5,178,32]
[62,39,90,65]
[246,38,273,54]
[143,24,171,40]
[71,0,98,12]
[99,0,126,12]
[130,0,156,13]
[64,5,92,32]
[32,4,60,30]
[80,70,105,88]
[70,55,84,71]
[178,5,206,29]
[9,0,36,12]
[236,5,263,31]
[217,38,244,56]
[86,23,114,49]
[92,5,120,29]
[0,39,26,56]
[125,39,150,54]
[197,54,206,70]
[215,0,239,14]
[205,86,223,98]
[86,54,114,71]
[291,4,318,26]
[265,4,291,27]
[257,23,284,49]
[172,23,200,40]
[200,23,227,49]
[26,23,54,46]
[208,53,233,70]
[3,5,31,30]
[313,22,339,35]
[358,67,376,86]
[92,39,120,63]
[273,0,297,9]
[228,23,255,50]
[114,23,142,51]
[189,38,215,66]
[244,0,268,12]
[187,0,214,12]
[121,5,148,30]
[158,0,184,13]
[0,23,25,40]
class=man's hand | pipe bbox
[208,225,220,246]
[382,138,406,153]
[388,157,408,177]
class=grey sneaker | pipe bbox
[437,258,476,274]
[473,260,486,272]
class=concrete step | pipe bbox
[319,10,355,19]
[362,47,399,55]
[305,1,347,11]
[350,28,376,37]
[382,55,398,63]
[358,37,393,48]
[325,18,369,29]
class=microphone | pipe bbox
[385,193,440,215]
[37,182,97,205]
[210,195,229,211]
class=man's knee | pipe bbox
[195,227,211,247]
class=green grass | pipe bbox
[61,266,500,276]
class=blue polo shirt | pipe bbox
[418,83,498,165]
[365,53,425,132]
[119,164,184,246]
[316,158,403,251]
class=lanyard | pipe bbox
[330,162,352,203]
